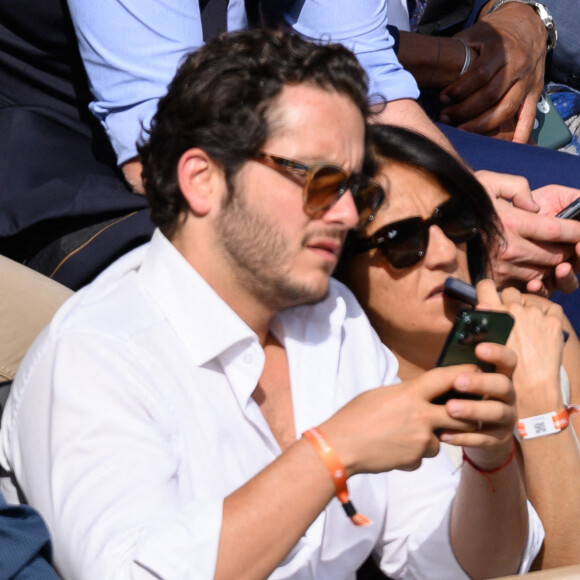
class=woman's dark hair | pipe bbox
[138,27,370,237]
[343,124,505,282]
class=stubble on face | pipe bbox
[215,180,343,311]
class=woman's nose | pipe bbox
[423,224,459,269]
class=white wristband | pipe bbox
[516,408,570,440]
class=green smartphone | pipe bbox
[531,90,572,149]
[432,309,514,405]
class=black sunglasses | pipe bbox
[252,152,385,228]
[353,197,479,269]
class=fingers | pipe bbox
[497,285,523,305]
[475,170,540,212]
[443,78,523,134]
[438,389,516,448]
[524,278,550,297]
[532,184,580,216]
[524,266,577,296]
[424,361,517,452]
[438,10,544,137]
[426,348,516,402]
[498,285,565,328]
[420,364,481,402]
[500,240,572,270]
[439,425,514,451]
[501,205,580,244]
[475,279,502,307]
[443,397,515,429]
[440,39,501,104]
[496,289,565,384]
[475,342,517,381]
[512,92,540,144]
[518,291,560,312]
[491,196,580,289]
[552,263,580,294]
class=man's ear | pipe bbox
[177,148,224,216]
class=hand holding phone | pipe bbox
[431,309,514,405]
[556,197,580,220]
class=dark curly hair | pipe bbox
[138,27,370,237]
[340,124,505,283]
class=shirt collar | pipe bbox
[137,230,258,367]
[136,230,351,372]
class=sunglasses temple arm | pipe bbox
[353,236,379,254]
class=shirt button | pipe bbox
[243,354,253,364]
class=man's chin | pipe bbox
[274,279,330,310]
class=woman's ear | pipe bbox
[177,148,224,216]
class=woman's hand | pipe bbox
[436,337,518,469]
[476,279,565,417]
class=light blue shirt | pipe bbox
[66,0,419,165]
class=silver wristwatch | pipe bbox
[487,0,558,51]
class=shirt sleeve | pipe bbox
[284,0,420,103]
[66,0,205,165]
[2,332,223,580]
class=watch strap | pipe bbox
[487,0,557,51]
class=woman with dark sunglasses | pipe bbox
[338,124,580,572]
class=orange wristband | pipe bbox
[302,427,371,527]
[516,407,572,440]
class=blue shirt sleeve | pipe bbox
[285,0,419,104]
[66,0,207,165]
[67,0,419,164]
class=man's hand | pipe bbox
[439,2,547,143]
[320,366,496,477]
[476,171,580,295]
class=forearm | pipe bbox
[372,98,457,155]
[216,437,335,580]
[519,430,580,569]
[451,450,528,578]
[397,32,469,89]
[562,320,580,440]
[515,356,580,568]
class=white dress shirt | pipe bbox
[0,230,542,579]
